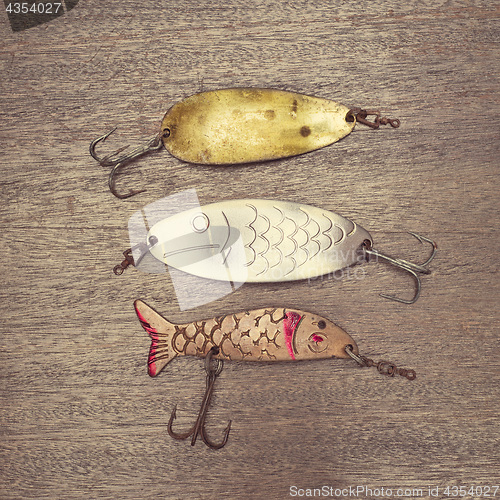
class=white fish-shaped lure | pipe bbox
[146,199,371,283]
[118,199,436,304]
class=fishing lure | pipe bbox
[134,300,416,449]
[117,199,437,304]
[89,88,400,198]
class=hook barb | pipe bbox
[407,232,438,267]
[200,419,232,450]
[108,162,147,199]
[89,127,121,165]
[363,232,437,304]
[167,347,231,450]
[89,127,164,199]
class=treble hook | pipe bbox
[363,232,438,304]
[89,128,165,199]
[167,346,231,450]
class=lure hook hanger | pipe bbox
[347,108,401,129]
[89,128,165,199]
[167,346,232,450]
[345,345,416,380]
[362,232,438,304]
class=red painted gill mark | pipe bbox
[283,311,302,360]
[312,334,324,343]
[135,304,159,377]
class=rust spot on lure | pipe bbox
[264,109,275,120]
[300,125,311,137]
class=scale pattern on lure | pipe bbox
[242,204,356,270]
[134,300,358,377]
[146,199,371,283]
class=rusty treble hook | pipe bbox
[167,346,231,450]
[89,128,165,199]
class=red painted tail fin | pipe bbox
[134,300,178,377]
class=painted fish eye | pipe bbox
[308,333,328,353]
[191,213,210,233]
[317,320,326,330]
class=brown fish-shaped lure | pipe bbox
[134,300,358,377]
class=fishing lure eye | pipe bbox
[308,333,328,353]
[191,213,210,233]
[317,320,326,330]
[345,111,355,123]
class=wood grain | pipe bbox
[1,1,499,499]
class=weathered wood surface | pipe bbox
[0,1,498,499]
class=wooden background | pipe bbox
[1,1,498,499]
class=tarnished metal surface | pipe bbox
[160,88,355,164]
[134,300,359,374]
